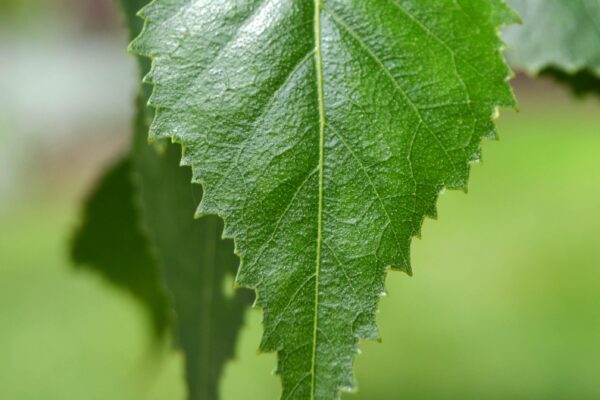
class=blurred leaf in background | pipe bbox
[71,155,171,337]
[505,0,600,96]
[131,95,255,400]
[70,0,255,398]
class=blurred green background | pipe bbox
[1,1,599,399]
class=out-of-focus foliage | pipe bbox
[0,0,116,32]
[71,0,254,398]
[132,93,254,400]
[505,0,600,96]
[70,0,166,341]
[539,67,600,97]
[124,0,255,396]
[71,156,170,336]
[0,0,39,16]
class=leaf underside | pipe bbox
[132,1,516,398]
[504,0,600,96]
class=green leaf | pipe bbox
[72,97,254,399]
[504,0,600,95]
[123,0,256,391]
[132,1,516,398]
[131,93,254,400]
[71,0,169,340]
[120,0,147,41]
[73,0,254,397]
[71,155,170,337]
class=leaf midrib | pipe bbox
[310,0,326,398]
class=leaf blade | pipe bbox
[132,1,516,398]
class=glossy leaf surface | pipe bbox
[133,1,516,398]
